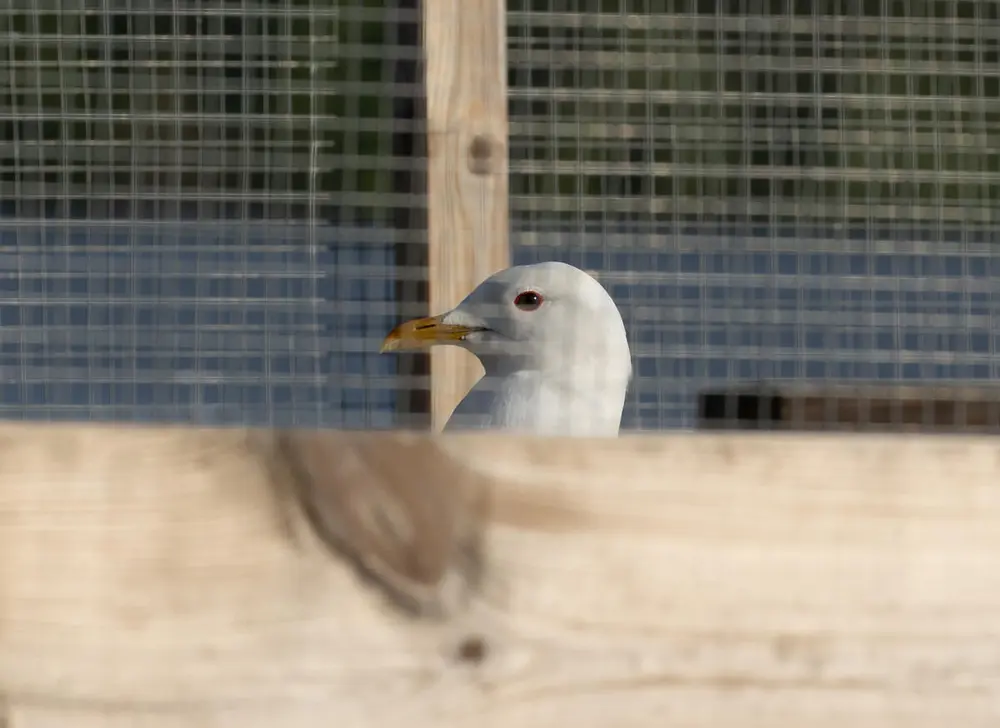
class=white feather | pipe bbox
[438,262,631,436]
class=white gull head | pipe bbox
[382,261,632,436]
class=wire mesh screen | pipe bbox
[6,2,1000,433]
[508,1,1000,430]
[0,0,427,428]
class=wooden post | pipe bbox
[422,0,511,430]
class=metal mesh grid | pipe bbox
[508,0,1000,430]
[5,1,1000,432]
[0,0,426,427]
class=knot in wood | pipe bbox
[467,134,500,176]
[455,634,488,665]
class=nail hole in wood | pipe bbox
[467,135,498,176]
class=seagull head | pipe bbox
[381,261,632,384]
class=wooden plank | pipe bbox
[699,382,1000,433]
[423,0,511,430]
[3,423,1000,725]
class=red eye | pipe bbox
[513,290,544,311]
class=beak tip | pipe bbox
[380,314,469,354]
[380,332,401,354]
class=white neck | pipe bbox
[442,369,628,436]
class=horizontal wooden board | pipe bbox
[1,423,1000,726]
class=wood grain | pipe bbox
[423,0,510,430]
[2,424,1000,726]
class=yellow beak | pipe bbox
[380,314,482,353]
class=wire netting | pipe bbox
[508,0,1000,430]
[2,1,1000,431]
[0,0,427,428]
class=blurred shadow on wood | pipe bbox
[258,431,491,620]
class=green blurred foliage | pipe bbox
[2,0,999,218]
[506,0,1000,216]
[0,0,398,206]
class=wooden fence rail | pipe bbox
[1,422,999,726]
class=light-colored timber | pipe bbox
[423,0,510,430]
[0,423,999,726]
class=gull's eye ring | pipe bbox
[513,290,544,311]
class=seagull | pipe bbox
[381,261,631,436]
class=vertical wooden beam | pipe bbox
[422,0,510,431]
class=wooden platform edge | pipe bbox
[3,424,1000,726]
